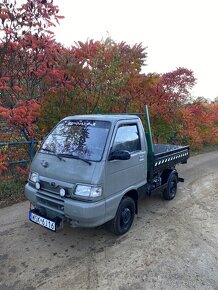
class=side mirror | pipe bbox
[108,150,131,161]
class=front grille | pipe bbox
[30,178,75,213]
[36,191,64,214]
[40,180,74,198]
[40,180,60,195]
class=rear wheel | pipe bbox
[109,196,135,235]
[163,173,178,200]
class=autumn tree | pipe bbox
[39,38,148,132]
[0,0,67,140]
[142,68,196,143]
[74,38,147,113]
[0,0,66,173]
[180,101,218,149]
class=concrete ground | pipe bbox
[0,151,218,290]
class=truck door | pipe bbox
[105,121,147,199]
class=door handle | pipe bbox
[139,155,144,161]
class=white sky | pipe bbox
[53,0,218,100]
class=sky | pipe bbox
[53,0,218,100]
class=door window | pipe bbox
[112,124,141,153]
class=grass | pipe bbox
[0,177,26,208]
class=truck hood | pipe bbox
[30,152,97,185]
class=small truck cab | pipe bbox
[25,106,189,235]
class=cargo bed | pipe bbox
[153,144,189,173]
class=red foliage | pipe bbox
[0,154,8,174]
[0,0,62,41]
[16,164,30,180]
[180,102,218,149]
[0,100,41,138]
[144,68,196,121]
[0,1,70,140]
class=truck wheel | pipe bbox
[109,197,135,235]
[163,173,178,200]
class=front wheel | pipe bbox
[109,196,135,235]
[163,173,178,200]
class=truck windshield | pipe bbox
[40,120,111,162]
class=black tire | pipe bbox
[163,173,178,200]
[109,196,136,235]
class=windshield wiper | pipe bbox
[41,148,65,162]
[59,154,92,165]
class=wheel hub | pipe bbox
[121,208,131,225]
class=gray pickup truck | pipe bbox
[25,106,189,235]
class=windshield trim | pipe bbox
[39,119,112,162]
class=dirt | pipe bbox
[0,151,217,290]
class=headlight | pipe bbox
[74,185,102,198]
[29,172,39,183]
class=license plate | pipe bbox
[29,211,56,231]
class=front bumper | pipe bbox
[25,183,106,227]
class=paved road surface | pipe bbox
[0,151,218,290]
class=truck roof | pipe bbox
[63,114,140,123]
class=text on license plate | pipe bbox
[29,211,56,231]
